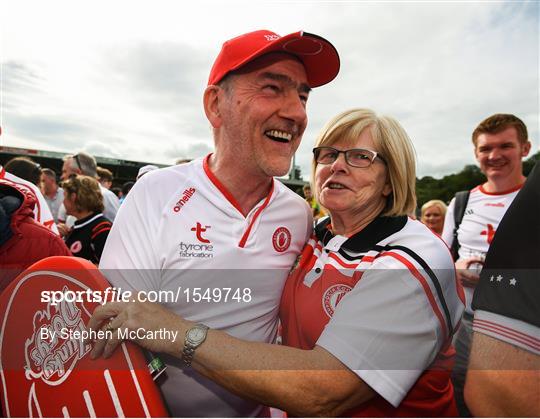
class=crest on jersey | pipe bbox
[272,227,291,252]
[69,241,82,254]
[322,284,352,317]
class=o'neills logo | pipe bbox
[24,286,92,385]
[322,284,352,318]
[173,187,196,212]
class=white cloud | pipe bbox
[1,0,538,179]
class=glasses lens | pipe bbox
[346,149,375,167]
[315,147,337,164]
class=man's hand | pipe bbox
[86,300,186,359]
[455,257,484,288]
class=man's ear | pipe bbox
[203,85,223,128]
[521,141,532,158]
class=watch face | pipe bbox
[190,329,204,340]
[187,326,207,344]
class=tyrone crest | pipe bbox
[322,284,352,318]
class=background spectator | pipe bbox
[58,152,119,229]
[420,199,447,235]
[303,184,326,220]
[4,157,42,186]
[96,166,114,189]
[441,113,531,416]
[62,175,112,265]
[136,164,158,181]
[0,160,59,234]
[111,187,122,199]
[119,181,134,203]
[0,179,70,291]
[41,168,64,223]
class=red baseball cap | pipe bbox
[208,30,340,88]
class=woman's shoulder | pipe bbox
[378,217,454,270]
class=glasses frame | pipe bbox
[73,154,82,171]
[312,146,386,168]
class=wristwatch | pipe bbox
[182,323,209,366]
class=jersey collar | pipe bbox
[478,182,524,196]
[202,153,275,218]
[315,215,407,252]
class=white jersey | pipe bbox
[99,184,120,222]
[99,155,312,417]
[442,184,522,313]
[0,165,59,235]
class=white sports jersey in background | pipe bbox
[99,155,312,417]
[0,165,59,235]
[442,184,522,313]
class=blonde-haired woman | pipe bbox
[89,109,464,417]
[62,175,112,264]
[421,199,447,236]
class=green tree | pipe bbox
[416,151,538,208]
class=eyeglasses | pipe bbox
[313,146,385,168]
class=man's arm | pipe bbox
[87,300,375,417]
[465,332,540,417]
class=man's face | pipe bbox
[41,174,54,193]
[100,179,112,189]
[217,53,309,178]
[61,158,78,181]
[474,127,530,182]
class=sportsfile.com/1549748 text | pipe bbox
[40,287,253,306]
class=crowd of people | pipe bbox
[0,29,537,417]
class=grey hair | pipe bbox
[217,74,236,96]
[64,152,98,178]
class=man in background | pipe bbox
[442,113,531,416]
[1,158,58,234]
[303,183,326,220]
[41,168,63,223]
[97,166,114,190]
[59,152,120,222]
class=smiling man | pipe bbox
[97,30,339,417]
[441,113,531,416]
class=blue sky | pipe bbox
[1,0,538,179]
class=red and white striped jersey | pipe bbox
[0,165,59,235]
[99,154,312,417]
[280,216,465,416]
